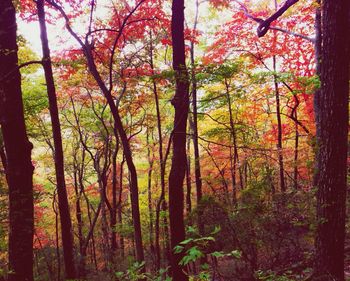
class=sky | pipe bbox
[17,0,231,56]
[16,0,267,57]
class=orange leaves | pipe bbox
[208,0,231,9]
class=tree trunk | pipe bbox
[224,80,239,203]
[48,0,145,265]
[0,2,34,280]
[146,129,155,265]
[36,0,77,278]
[293,95,299,190]
[189,0,203,211]
[149,32,170,269]
[313,1,350,280]
[272,56,286,192]
[118,159,125,258]
[168,0,189,280]
[185,131,192,215]
[111,138,119,253]
[73,166,84,276]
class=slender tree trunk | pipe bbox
[0,2,34,280]
[73,167,84,276]
[36,0,77,278]
[149,32,170,269]
[224,80,239,203]
[169,0,189,280]
[189,0,203,213]
[111,138,119,253]
[272,56,286,192]
[313,1,350,280]
[118,159,125,258]
[48,0,145,265]
[52,193,61,281]
[185,130,192,215]
[293,96,299,190]
[146,130,155,264]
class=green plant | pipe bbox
[115,262,171,281]
[174,226,241,280]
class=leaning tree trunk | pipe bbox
[36,0,77,278]
[0,1,34,280]
[313,1,350,280]
[168,0,190,280]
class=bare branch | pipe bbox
[233,0,314,42]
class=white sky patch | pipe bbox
[16,0,270,59]
[18,20,42,55]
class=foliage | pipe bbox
[115,262,171,281]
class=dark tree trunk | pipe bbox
[189,0,203,209]
[73,166,84,275]
[189,6,206,265]
[146,129,155,264]
[118,159,125,258]
[185,132,192,215]
[111,138,119,253]
[293,95,299,190]
[313,1,350,281]
[148,32,171,269]
[36,1,77,278]
[0,1,34,280]
[272,56,286,192]
[168,0,189,280]
[224,80,239,203]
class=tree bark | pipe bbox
[0,1,34,280]
[36,0,77,278]
[168,0,189,280]
[313,1,350,280]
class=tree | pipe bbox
[46,0,146,265]
[36,0,77,278]
[168,0,189,280]
[313,0,350,280]
[248,0,349,279]
[0,1,34,280]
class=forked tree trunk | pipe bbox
[313,1,350,280]
[168,0,189,280]
[0,1,34,280]
[36,0,77,278]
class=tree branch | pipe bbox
[233,0,314,42]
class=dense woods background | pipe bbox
[0,0,349,280]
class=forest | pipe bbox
[0,0,349,280]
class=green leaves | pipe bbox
[175,225,240,269]
[115,263,172,281]
[179,246,204,266]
